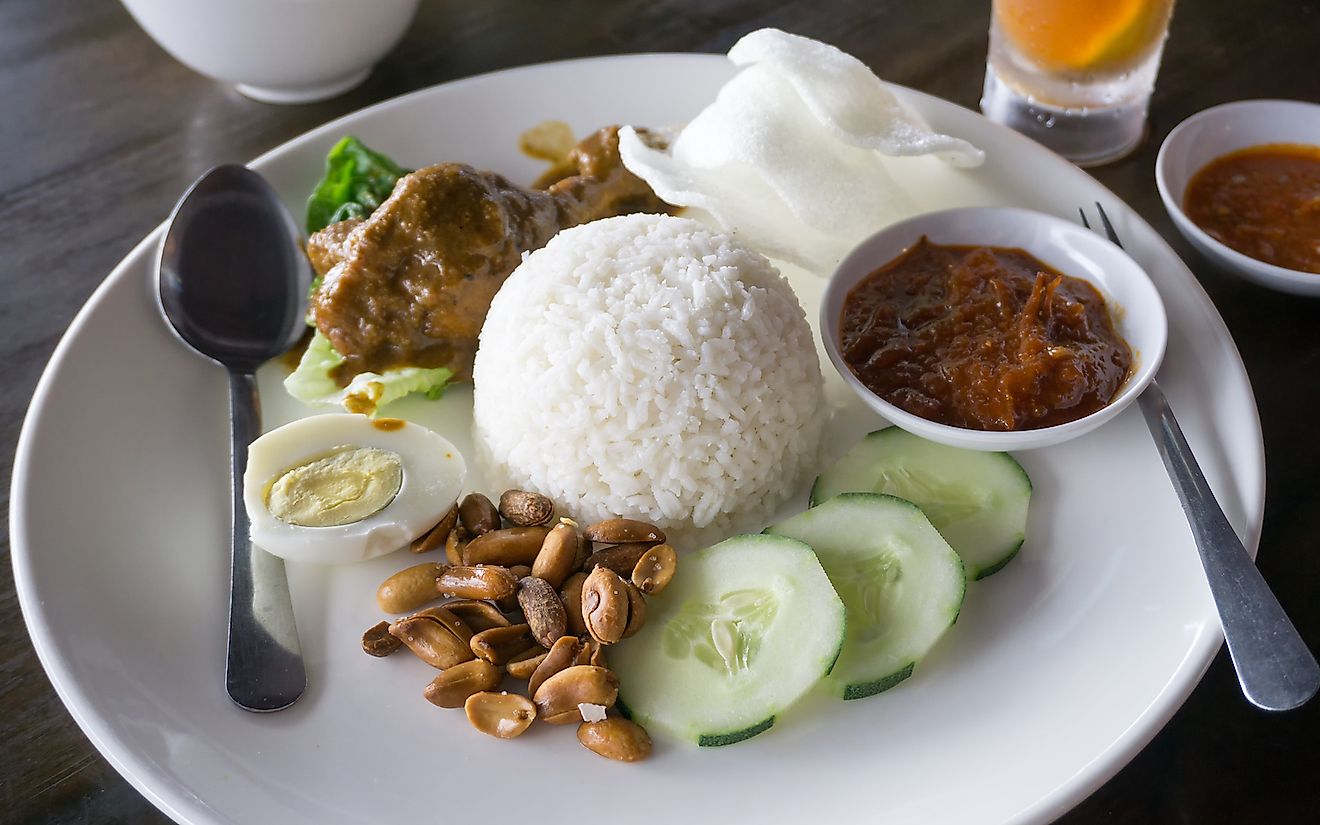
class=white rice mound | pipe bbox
[472,213,823,537]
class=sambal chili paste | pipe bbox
[839,238,1133,431]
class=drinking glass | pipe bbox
[981,0,1176,166]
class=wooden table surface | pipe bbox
[3,0,1319,822]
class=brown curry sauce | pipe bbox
[305,126,671,387]
[839,238,1133,431]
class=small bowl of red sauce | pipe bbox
[821,206,1167,451]
[1156,99,1320,296]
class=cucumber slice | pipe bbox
[768,493,965,699]
[611,534,845,747]
[811,428,1032,580]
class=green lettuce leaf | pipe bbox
[305,136,411,234]
[285,331,452,414]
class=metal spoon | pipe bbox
[159,164,309,712]
[1082,202,1319,711]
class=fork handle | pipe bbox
[1139,381,1319,711]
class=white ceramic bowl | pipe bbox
[119,0,419,104]
[821,206,1168,451]
[1156,99,1320,296]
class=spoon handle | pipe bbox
[1139,381,1318,711]
[226,369,306,712]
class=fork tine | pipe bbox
[1095,202,1124,249]
[1078,208,1091,230]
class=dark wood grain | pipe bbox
[3,0,1319,822]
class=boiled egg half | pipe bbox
[243,414,465,564]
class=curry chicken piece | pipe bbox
[306,126,669,385]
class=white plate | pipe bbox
[10,54,1262,825]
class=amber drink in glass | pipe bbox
[981,0,1175,165]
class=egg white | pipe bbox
[243,414,465,564]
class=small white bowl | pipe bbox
[120,0,419,104]
[1156,99,1320,296]
[821,206,1168,451]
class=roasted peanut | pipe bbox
[498,489,555,527]
[462,526,551,566]
[410,504,459,554]
[409,605,473,644]
[560,572,589,635]
[518,576,568,648]
[572,533,591,570]
[464,691,537,739]
[582,543,653,576]
[470,623,536,665]
[443,599,512,632]
[529,636,580,697]
[423,659,502,708]
[631,543,677,595]
[388,614,474,669]
[506,648,548,680]
[377,562,446,613]
[582,567,630,644]
[459,493,501,536]
[577,718,652,762]
[362,621,402,657]
[532,519,580,589]
[573,637,594,666]
[621,581,647,639]
[582,518,665,545]
[497,568,527,613]
[445,524,470,565]
[575,636,607,668]
[532,665,619,724]
[436,565,517,601]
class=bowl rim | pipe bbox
[1154,98,1320,287]
[819,205,1168,450]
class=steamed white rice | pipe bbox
[471,213,823,537]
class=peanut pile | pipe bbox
[363,490,678,763]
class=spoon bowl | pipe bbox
[158,164,310,712]
[160,165,311,368]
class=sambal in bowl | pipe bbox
[821,206,1167,451]
[1156,99,1320,297]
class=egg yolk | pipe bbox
[265,446,403,527]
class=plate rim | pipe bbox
[9,50,1264,825]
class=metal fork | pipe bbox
[1081,202,1318,711]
